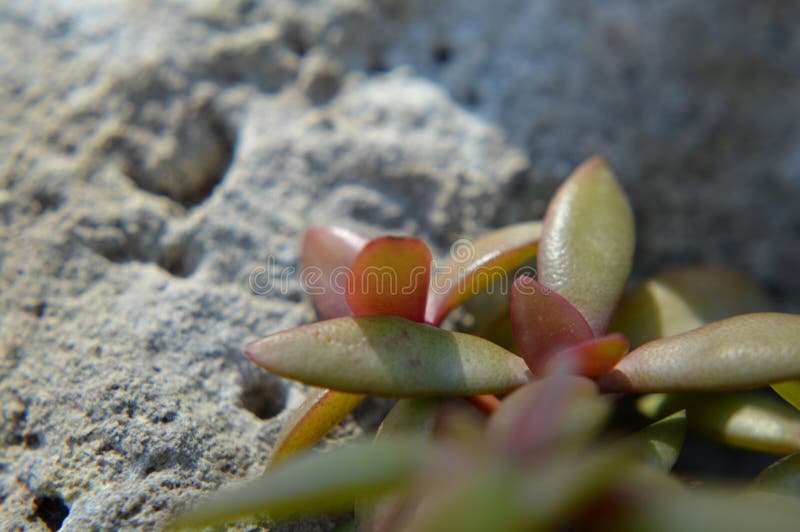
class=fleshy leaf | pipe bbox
[170,439,430,529]
[599,313,800,392]
[426,221,542,325]
[268,388,365,467]
[377,398,440,439]
[487,374,608,460]
[245,316,530,397]
[510,276,594,374]
[346,236,431,323]
[753,453,800,496]
[623,410,686,471]
[638,392,800,455]
[547,333,629,377]
[301,226,367,319]
[609,265,771,348]
[772,381,800,410]
[537,156,635,335]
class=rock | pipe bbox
[2,0,800,530]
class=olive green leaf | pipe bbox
[609,266,771,348]
[246,316,530,397]
[170,439,431,529]
[537,156,635,336]
[268,388,365,467]
[753,453,800,496]
[772,381,800,411]
[638,392,800,454]
[426,221,542,325]
[622,410,686,471]
[599,313,800,392]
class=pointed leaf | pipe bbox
[269,388,365,467]
[170,439,430,529]
[510,276,594,374]
[377,398,440,439]
[346,236,431,322]
[547,333,629,377]
[609,266,771,348]
[301,226,367,319]
[246,316,530,397]
[537,156,635,335]
[623,410,686,471]
[599,313,800,392]
[426,221,542,325]
[773,381,800,410]
[487,375,608,460]
[754,453,800,496]
[638,392,800,455]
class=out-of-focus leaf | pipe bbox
[547,333,629,378]
[537,156,635,336]
[753,453,800,496]
[638,392,800,454]
[170,439,431,529]
[404,463,527,532]
[599,313,800,392]
[510,276,594,374]
[609,265,771,348]
[360,399,438,532]
[487,375,608,460]
[426,222,542,325]
[346,236,431,323]
[377,398,440,439]
[246,316,530,397]
[609,485,800,532]
[772,381,800,410]
[268,388,365,467]
[301,226,367,320]
[622,410,686,471]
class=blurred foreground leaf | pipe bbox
[171,439,431,529]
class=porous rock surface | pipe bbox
[2,0,799,530]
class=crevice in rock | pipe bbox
[156,236,203,278]
[32,494,69,531]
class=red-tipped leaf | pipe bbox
[301,226,367,319]
[547,333,629,378]
[511,276,594,374]
[346,236,431,323]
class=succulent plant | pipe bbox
[173,157,800,530]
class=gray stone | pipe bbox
[2,0,800,530]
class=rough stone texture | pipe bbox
[2,0,800,530]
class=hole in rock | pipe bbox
[33,494,69,531]
[120,109,234,209]
[240,374,287,420]
[432,44,452,64]
[156,238,203,278]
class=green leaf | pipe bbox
[609,265,771,348]
[772,381,800,410]
[426,221,542,325]
[170,439,431,529]
[638,392,800,454]
[246,316,530,397]
[346,236,431,323]
[599,313,800,392]
[301,226,367,320]
[754,453,800,496]
[623,410,686,471]
[377,398,440,439]
[537,156,635,336]
[268,388,365,467]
